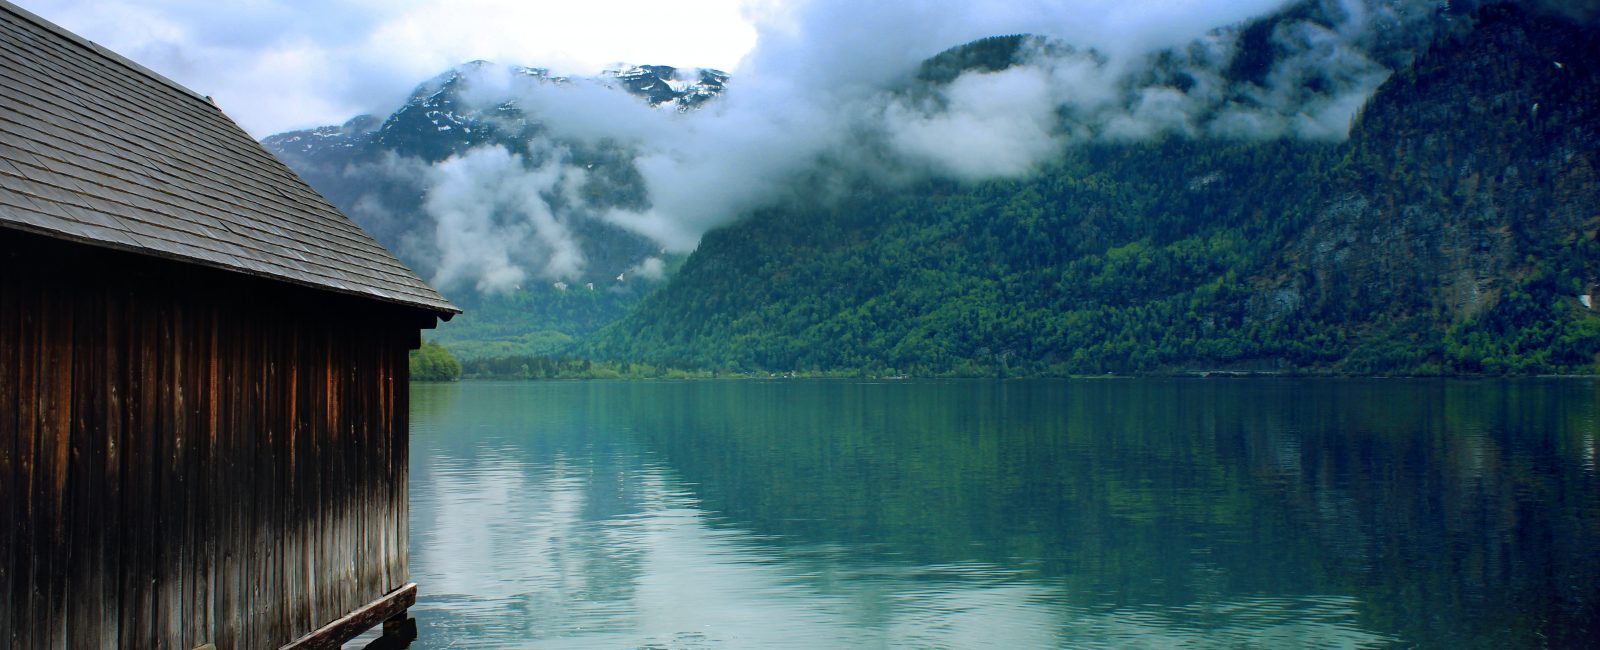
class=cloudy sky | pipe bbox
[20,0,760,136]
[18,0,1291,138]
[20,0,1459,294]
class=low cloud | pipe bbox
[423,144,588,293]
[884,65,1063,179]
[871,0,1440,160]
[627,257,668,282]
[576,0,1412,251]
[332,0,1463,294]
[29,0,1509,299]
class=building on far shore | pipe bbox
[0,1,459,647]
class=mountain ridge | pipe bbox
[262,1,1600,375]
[262,60,730,358]
[582,3,1600,376]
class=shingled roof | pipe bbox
[0,1,458,317]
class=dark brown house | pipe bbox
[0,1,459,647]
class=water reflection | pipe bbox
[408,379,1600,648]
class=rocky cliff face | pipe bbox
[1278,5,1600,324]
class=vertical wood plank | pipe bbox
[131,295,157,648]
[29,267,56,643]
[118,296,137,647]
[163,297,186,645]
[391,338,405,590]
[0,256,21,650]
[200,306,220,645]
[258,310,274,644]
[285,318,303,638]
[241,309,259,647]
[44,278,73,650]
[268,315,285,646]
[16,265,42,650]
[386,332,398,589]
[66,280,103,650]
[102,285,126,649]
[329,335,346,619]
[116,287,143,649]
[152,296,172,645]
[180,302,201,648]
[390,337,402,590]
[218,302,244,649]
[309,323,326,630]
[177,304,195,648]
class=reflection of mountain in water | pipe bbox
[406,379,1600,647]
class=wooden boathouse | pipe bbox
[0,1,459,647]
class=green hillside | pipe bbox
[584,5,1600,376]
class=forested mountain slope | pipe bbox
[586,5,1600,375]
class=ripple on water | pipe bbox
[404,379,1600,648]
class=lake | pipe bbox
[404,379,1600,648]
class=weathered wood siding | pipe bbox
[1,230,419,648]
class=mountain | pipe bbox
[1263,3,1600,372]
[584,4,1600,376]
[263,62,729,357]
[611,65,729,109]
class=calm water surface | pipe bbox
[405,379,1600,648]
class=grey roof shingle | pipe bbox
[0,1,458,316]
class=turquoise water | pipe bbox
[406,379,1600,648]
